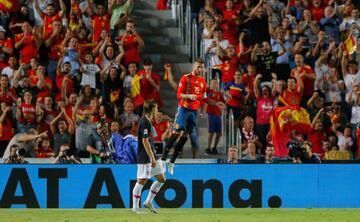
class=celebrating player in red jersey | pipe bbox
[161,58,207,174]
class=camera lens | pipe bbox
[16,148,26,157]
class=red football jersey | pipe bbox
[19,103,36,124]
[177,73,207,110]
[206,89,224,116]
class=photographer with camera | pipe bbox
[288,140,321,164]
[2,128,47,158]
[4,144,28,164]
[86,120,115,164]
[53,143,82,164]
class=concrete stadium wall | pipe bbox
[0,164,359,208]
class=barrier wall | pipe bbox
[0,164,359,208]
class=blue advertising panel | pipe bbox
[0,164,359,208]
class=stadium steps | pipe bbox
[134,1,225,158]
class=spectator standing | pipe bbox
[88,0,111,43]
[14,21,41,65]
[308,108,327,157]
[0,75,17,107]
[119,100,140,136]
[0,102,14,157]
[43,20,65,80]
[118,20,144,66]
[205,79,225,155]
[205,28,229,68]
[0,26,14,71]
[109,0,134,39]
[290,53,316,104]
[251,40,285,83]
[254,73,276,148]
[79,52,100,90]
[74,96,96,156]
[16,91,37,133]
[136,59,163,110]
[50,106,74,155]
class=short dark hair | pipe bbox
[194,57,204,64]
[143,58,153,66]
[143,100,157,115]
[288,76,297,83]
[213,27,223,33]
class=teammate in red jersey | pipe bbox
[161,58,207,174]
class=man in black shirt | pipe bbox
[132,100,166,214]
[251,41,285,82]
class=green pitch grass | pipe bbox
[0,209,359,222]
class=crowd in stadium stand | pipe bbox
[0,0,360,164]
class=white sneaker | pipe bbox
[143,201,158,213]
[131,207,144,214]
[161,160,167,173]
[167,161,174,175]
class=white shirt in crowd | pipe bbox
[204,38,229,67]
[344,72,360,98]
[80,63,100,89]
[314,63,330,90]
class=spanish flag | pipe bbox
[0,0,18,13]
[343,34,356,54]
[270,96,311,157]
[131,74,144,108]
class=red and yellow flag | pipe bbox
[164,64,170,80]
[131,74,144,108]
[343,34,356,54]
[0,0,19,13]
[270,96,311,157]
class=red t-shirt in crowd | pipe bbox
[55,74,74,102]
[27,69,38,86]
[235,44,250,65]
[256,96,274,125]
[177,72,207,110]
[290,65,315,98]
[37,77,52,99]
[242,74,256,97]
[206,89,224,116]
[226,83,245,108]
[220,55,238,83]
[15,33,38,64]
[0,88,17,106]
[118,34,140,65]
[308,129,326,155]
[43,12,62,35]
[39,108,58,137]
[219,21,237,45]
[0,38,13,69]
[91,14,110,42]
[222,9,238,25]
[281,88,302,106]
[311,6,325,22]
[44,31,65,61]
[36,147,54,158]
[19,103,36,124]
[138,70,163,108]
[152,120,168,142]
[0,115,14,141]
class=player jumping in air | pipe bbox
[132,101,166,214]
[161,58,207,175]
